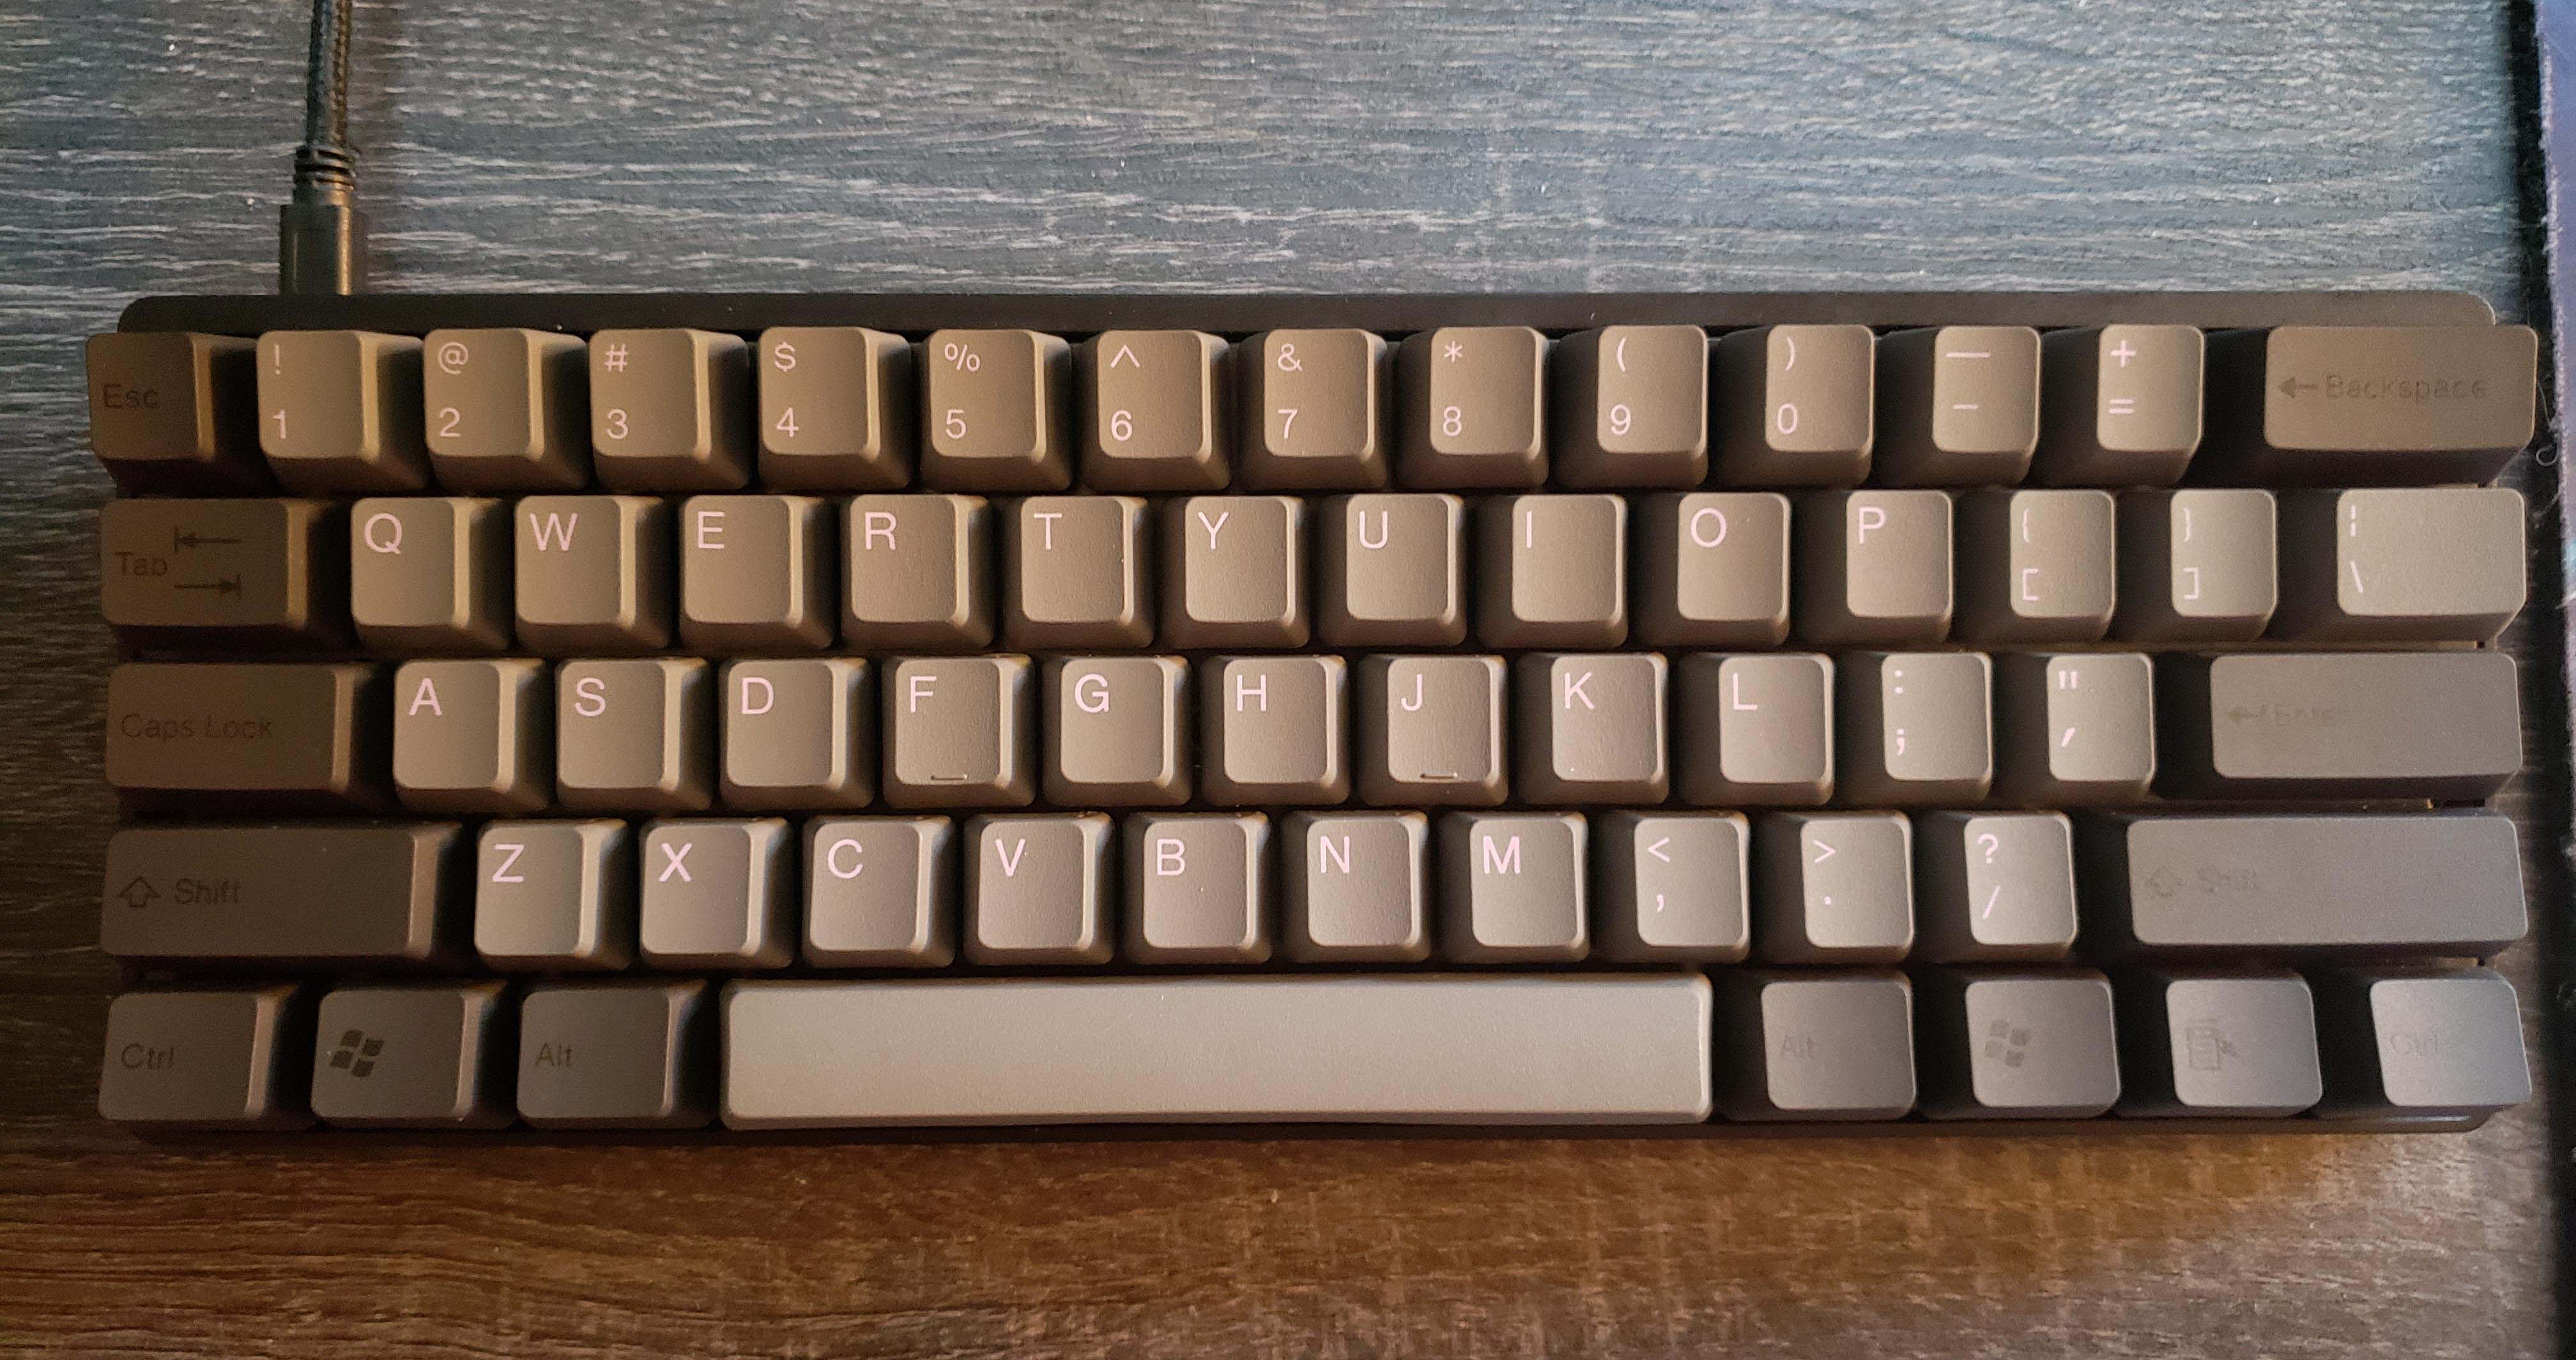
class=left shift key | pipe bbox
[105,662,388,810]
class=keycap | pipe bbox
[1752,811,1913,964]
[640,817,794,969]
[1356,654,1507,807]
[1515,653,1667,804]
[1673,653,1835,807]
[2203,325,2538,484]
[2034,325,2204,486]
[102,823,460,964]
[518,981,716,1129]
[805,817,956,966]
[845,494,993,650]
[1992,652,2156,805]
[1478,494,1627,647]
[1202,656,1349,805]
[2083,811,2527,958]
[1005,495,1152,649]
[1836,651,1992,805]
[1315,493,1467,646]
[1397,326,1547,488]
[310,982,513,1129]
[883,654,1036,808]
[1125,814,1271,964]
[719,658,873,809]
[1079,329,1229,490]
[1593,811,1751,963]
[1712,970,1915,1121]
[422,327,591,491]
[1872,326,2041,485]
[1279,812,1432,962]
[514,495,673,653]
[1915,968,2120,1119]
[1044,656,1189,806]
[1793,490,1953,644]
[1236,328,1392,490]
[1549,325,1708,488]
[475,819,635,970]
[2115,970,2321,1118]
[100,986,312,1130]
[2312,966,2531,1120]
[756,325,913,490]
[556,658,714,812]
[256,330,429,492]
[679,494,834,650]
[105,661,385,810]
[88,331,263,492]
[1164,495,1307,647]
[393,658,550,814]
[2114,488,2276,642]
[1632,492,1792,646]
[1439,812,1586,962]
[2273,488,2526,643]
[922,328,1073,491]
[100,497,342,648]
[351,497,510,652]
[723,975,1712,1126]
[1712,325,1876,486]
[1912,811,2077,963]
[588,327,752,490]
[964,812,1114,964]
[1954,489,2115,643]
[2156,651,2519,800]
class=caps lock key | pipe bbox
[107,662,387,810]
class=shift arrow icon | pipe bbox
[117,876,159,909]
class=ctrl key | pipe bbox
[101,987,312,1131]
[2313,966,2531,1121]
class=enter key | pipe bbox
[2156,651,2520,800]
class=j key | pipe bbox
[475,819,635,971]
[1836,651,1993,805]
[2204,325,2539,484]
[1915,968,2121,1119]
[1516,653,1667,805]
[87,331,263,492]
[1045,656,1189,806]
[923,328,1073,491]
[1912,811,2078,963]
[102,823,460,965]
[2115,970,2322,1118]
[2114,488,2276,643]
[1125,813,1271,964]
[720,658,873,810]
[882,654,1036,808]
[1280,812,1432,962]
[256,330,429,492]
[2312,966,2531,1120]
[100,987,312,1131]
[1752,811,1913,965]
[1712,970,1916,1121]
[1712,325,1876,486]
[1079,330,1230,491]
[105,662,385,810]
[1955,489,2115,643]
[1633,493,1792,647]
[1673,653,1835,807]
[1164,495,1307,647]
[1793,490,1954,644]
[588,327,752,491]
[1549,325,1708,488]
[2034,325,2204,486]
[756,326,914,491]
[392,658,550,814]
[518,981,716,1129]
[1478,494,1627,648]
[805,816,957,966]
[1593,811,1751,963]
[1006,495,1152,649]
[1316,493,1467,646]
[1398,326,1547,488]
[1202,656,1349,806]
[2156,651,2519,800]
[310,982,514,1129]
[845,494,993,650]
[422,327,590,491]
[680,494,835,650]
[1873,326,2041,486]
[1356,654,1507,807]
[1236,328,1392,490]
[556,658,714,812]
[640,817,794,970]
[2274,488,2527,643]
[100,497,342,648]
[514,495,673,653]
[965,812,1114,964]
[351,497,510,652]
[1993,652,2156,805]
[1438,812,1587,962]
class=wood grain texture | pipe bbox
[0,1,2556,1356]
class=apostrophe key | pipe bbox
[422,327,590,491]
[588,327,752,490]
[87,332,264,493]
[100,497,343,648]
[256,330,429,492]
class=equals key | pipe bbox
[100,498,345,648]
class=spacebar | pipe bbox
[721,975,1715,1127]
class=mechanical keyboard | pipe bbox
[86,290,2544,1135]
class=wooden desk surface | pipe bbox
[0,2,2557,1355]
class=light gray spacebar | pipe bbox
[722,975,1714,1127]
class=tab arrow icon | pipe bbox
[1645,837,1672,863]
[116,876,159,909]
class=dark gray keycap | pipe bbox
[1006,495,1152,648]
[2312,966,2531,1120]
[964,812,1114,964]
[1236,328,1392,490]
[1316,493,1467,646]
[1398,326,1548,488]
[1439,812,1587,962]
[1045,656,1189,806]
[845,494,993,650]
[1713,970,1915,1121]
[1752,811,1913,964]
[2114,489,2276,642]
[1836,650,1993,805]
[256,329,429,493]
[640,818,793,969]
[422,327,591,491]
[1954,489,2115,643]
[805,817,956,966]
[1912,811,2077,963]
[102,823,459,965]
[2083,811,2527,957]
[882,655,1036,808]
[1633,492,1792,646]
[1164,495,1307,647]
[310,982,514,1129]
[2204,325,2538,484]
[1356,654,1507,807]
[1793,490,1953,644]
[351,496,510,652]
[556,658,714,812]
[2156,651,2519,800]
[101,497,342,648]
[1673,653,1834,807]
[100,987,312,1131]
[588,327,752,490]
[1992,652,2156,805]
[1712,325,1876,486]
[1280,811,1432,962]
[2116,970,2321,1118]
[1125,814,1271,964]
[2034,325,2204,486]
[1594,811,1750,963]
[720,658,873,810]
[1549,325,1708,488]
[756,326,914,491]
[87,331,264,493]
[1079,330,1230,491]
[680,495,836,649]
[518,981,715,1129]
[475,819,635,971]
[514,495,673,653]
[1917,968,2120,1119]
[1202,656,1348,806]
[105,661,385,810]
[922,328,1073,491]
[393,658,551,814]
[2274,488,2527,643]
[1478,494,1627,647]
[1873,326,2041,486]
[1515,653,1667,805]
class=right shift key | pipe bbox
[2157,651,2519,800]
[2205,326,2538,484]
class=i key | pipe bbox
[1397,327,1547,488]
[1080,330,1230,491]
[757,326,913,491]
[1479,495,1627,647]
[589,327,753,490]
[1873,326,2041,486]
[1713,325,1876,486]
[1550,325,1708,488]
[923,328,1073,491]
[1237,328,1391,490]
[257,330,429,493]
[423,327,590,491]
[2035,325,2204,486]
[680,495,836,651]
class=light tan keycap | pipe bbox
[805,816,956,967]
[556,658,713,812]
[640,817,794,969]
[1080,330,1229,490]
[1713,325,1876,486]
[2115,488,2276,642]
[922,328,1072,491]
[1317,493,1466,645]
[1237,328,1391,490]
[1125,814,1271,964]
[1634,492,1792,645]
[720,658,873,810]
[1164,495,1307,647]
[588,327,751,490]
[1516,653,1667,805]
[1593,811,1751,963]
[310,982,513,1129]
[1044,656,1189,806]
[1550,325,1708,488]
[1202,656,1348,805]
[1438,812,1588,962]
[1754,811,1913,964]
[1478,494,1627,647]
[2203,325,2539,484]
[1356,654,1507,807]
[845,494,993,650]
[88,331,264,493]
[100,497,342,648]
[1793,490,1954,643]
[2034,325,2203,486]
[256,330,427,492]
[1955,488,2116,643]
[102,823,459,966]
[516,980,715,1129]
[514,495,672,653]
[105,661,385,811]
[882,654,1036,808]
[1280,811,1432,962]
[475,819,635,970]
[393,658,550,814]
[422,327,590,491]
[1993,652,2155,805]
[1912,811,2077,963]
[1006,495,1151,648]
[1873,326,2041,486]
[2274,488,2527,642]
[1837,651,1993,805]
[965,812,1114,963]
[100,986,310,1130]
[1674,652,1835,807]
[351,496,509,652]
[1398,327,1547,488]
[756,326,914,490]
[2156,651,2521,801]
[679,494,835,649]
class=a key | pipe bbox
[2202,325,2538,484]
[756,326,914,491]
[1793,490,1954,644]
[720,658,873,810]
[102,823,460,965]
[1632,492,1791,646]
[422,327,591,491]
[1397,326,1547,488]
[392,658,551,814]
[678,494,834,650]
[310,982,513,1129]
[2312,966,2531,1120]
[1872,326,2041,486]
[475,819,635,971]
[100,498,342,648]
[1673,653,1834,807]
[1124,813,1271,964]
[256,329,429,492]
[882,654,1037,808]
[1515,653,1667,805]
[105,662,385,810]
[1549,325,1708,488]
[518,981,716,1129]
[1836,651,1993,805]
[1079,329,1230,491]
[87,331,263,492]
[1954,489,2115,642]
[100,986,311,1130]
[1752,811,1913,964]
[1045,656,1190,806]
[964,812,1114,964]
[1202,656,1348,805]
[922,328,1073,491]
[1992,652,2155,805]
[1279,811,1432,962]
[2115,970,2321,1118]
[1164,495,1307,647]
[1916,968,2121,1119]
[1438,812,1588,962]
[1236,328,1392,490]
[1356,654,1507,807]
[1712,325,1876,486]
[1315,493,1467,646]
[2034,325,2204,486]
[2274,488,2527,643]
[514,495,673,653]
[805,816,956,966]
[1006,495,1152,649]
[350,497,510,652]
[1712,970,1916,1121]
[555,658,714,812]
[2114,488,2275,642]
[2156,651,2518,800]
[639,817,794,970]
[1593,811,1751,963]
[1912,811,2078,963]
[845,494,993,650]
[1478,494,1627,647]
[588,327,752,491]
